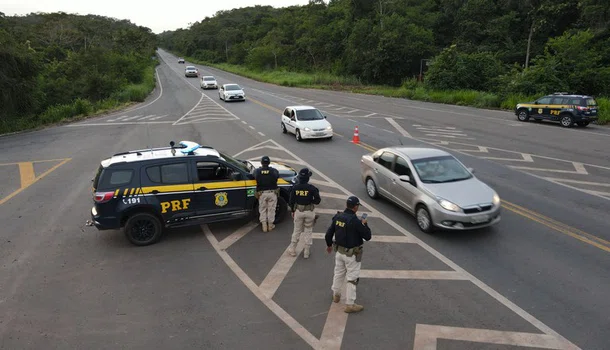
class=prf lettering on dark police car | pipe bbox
[296,190,309,196]
[160,199,191,213]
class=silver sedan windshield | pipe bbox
[411,155,472,183]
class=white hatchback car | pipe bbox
[200,76,218,89]
[218,84,245,102]
[281,106,333,141]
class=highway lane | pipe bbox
[0,51,606,349]
[155,49,608,349]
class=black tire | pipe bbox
[576,121,590,127]
[560,114,574,128]
[296,129,303,142]
[516,108,530,122]
[281,122,287,134]
[415,204,434,234]
[124,212,163,246]
[250,195,288,224]
[365,177,379,199]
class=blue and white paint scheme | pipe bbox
[179,141,201,154]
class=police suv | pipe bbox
[90,141,296,246]
[515,92,599,127]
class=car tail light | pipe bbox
[576,106,589,111]
[94,191,115,203]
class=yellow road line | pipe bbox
[18,162,35,189]
[0,158,72,205]
[0,158,72,166]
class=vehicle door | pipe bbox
[282,108,292,131]
[549,96,567,120]
[374,151,396,199]
[190,159,248,218]
[219,86,225,98]
[389,156,419,212]
[532,96,553,119]
[140,161,195,224]
[287,109,297,133]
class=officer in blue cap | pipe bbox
[287,167,321,258]
[325,195,371,313]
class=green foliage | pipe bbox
[0,12,158,133]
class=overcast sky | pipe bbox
[1,0,311,33]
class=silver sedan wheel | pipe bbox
[416,207,432,232]
[366,178,378,198]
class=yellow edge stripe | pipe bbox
[136,178,291,194]
[350,141,609,253]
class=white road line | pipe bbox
[480,154,534,162]
[413,325,577,350]
[218,222,259,251]
[203,225,320,348]
[311,233,416,243]
[249,125,255,130]
[382,129,395,134]
[361,113,377,118]
[137,115,156,120]
[121,115,142,121]
[173,93,204,125]
[348,119,358,123]
[149,114,167,120]
[121,66,164,113]
[258,132,265,136]
[308,178,341,189]
[259,239,307,299]
[175,117,239,125]
[345,109,360,114]
[364,123,375,128]
[359,270,468,280]
[319,192,352,199]
[542,178,610,187]
[386,117,412,138]
[242,121,247,124]
[255,139,576,347]
[66,121,174,127]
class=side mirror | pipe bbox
[324,115,327,119]
[468,167,475,174]
[399,175,411,183]
[534,101,539,104]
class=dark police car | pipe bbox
[90,141,297,246]
[515,93,599,127]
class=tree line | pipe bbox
[0,12,158,132]
[158,0,610,98]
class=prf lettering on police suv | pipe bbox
[88,140,298,246]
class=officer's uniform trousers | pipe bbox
[258,190,277,224]
[331,249,361,305]
[291,206,316,248]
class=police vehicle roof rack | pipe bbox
[552,92,570,95]
[111,140,213,157]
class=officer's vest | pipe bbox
[334,212,357,248]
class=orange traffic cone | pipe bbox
[352,126,360,144]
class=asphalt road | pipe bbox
[0,49,608,350]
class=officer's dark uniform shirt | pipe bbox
[289,181,321,211]
[254,166,279,191]
[325,209,372,248]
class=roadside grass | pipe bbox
[0,64,159,135]
[179,53,610,125]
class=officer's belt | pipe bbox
[334,244,362,257]
[295,204,314,211]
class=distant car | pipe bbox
[178,58,185,64]
[360,147,501,233]
[515,92,598,127]
[200,76,218,89]
[281,106,333,141]
[218,84,245,102]
[184,66,198,77]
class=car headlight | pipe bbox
[492,193,501,206]
[304,127,311,131]
[438,198,460,212]
[326,126,332,130]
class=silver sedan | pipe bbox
[360,146,501,233]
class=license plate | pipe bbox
[314,132,326,136]
[470,214,489,224]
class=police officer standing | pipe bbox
[254,156,280,232]
[325,196,371,313]
[288,167,321,259]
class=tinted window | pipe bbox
[296,109,324,121]
[98,169,133,189]
[196,161,234,181]
[586,98,597,106]
[537,97,552,104]
[203,77,215,81]
[378,152,395,170]
[411,155,472,184]
[284,109,290,117]
[551,97,568,105]
[225,85,241,91]
[394,157,411,176]
[146,163,189,184]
